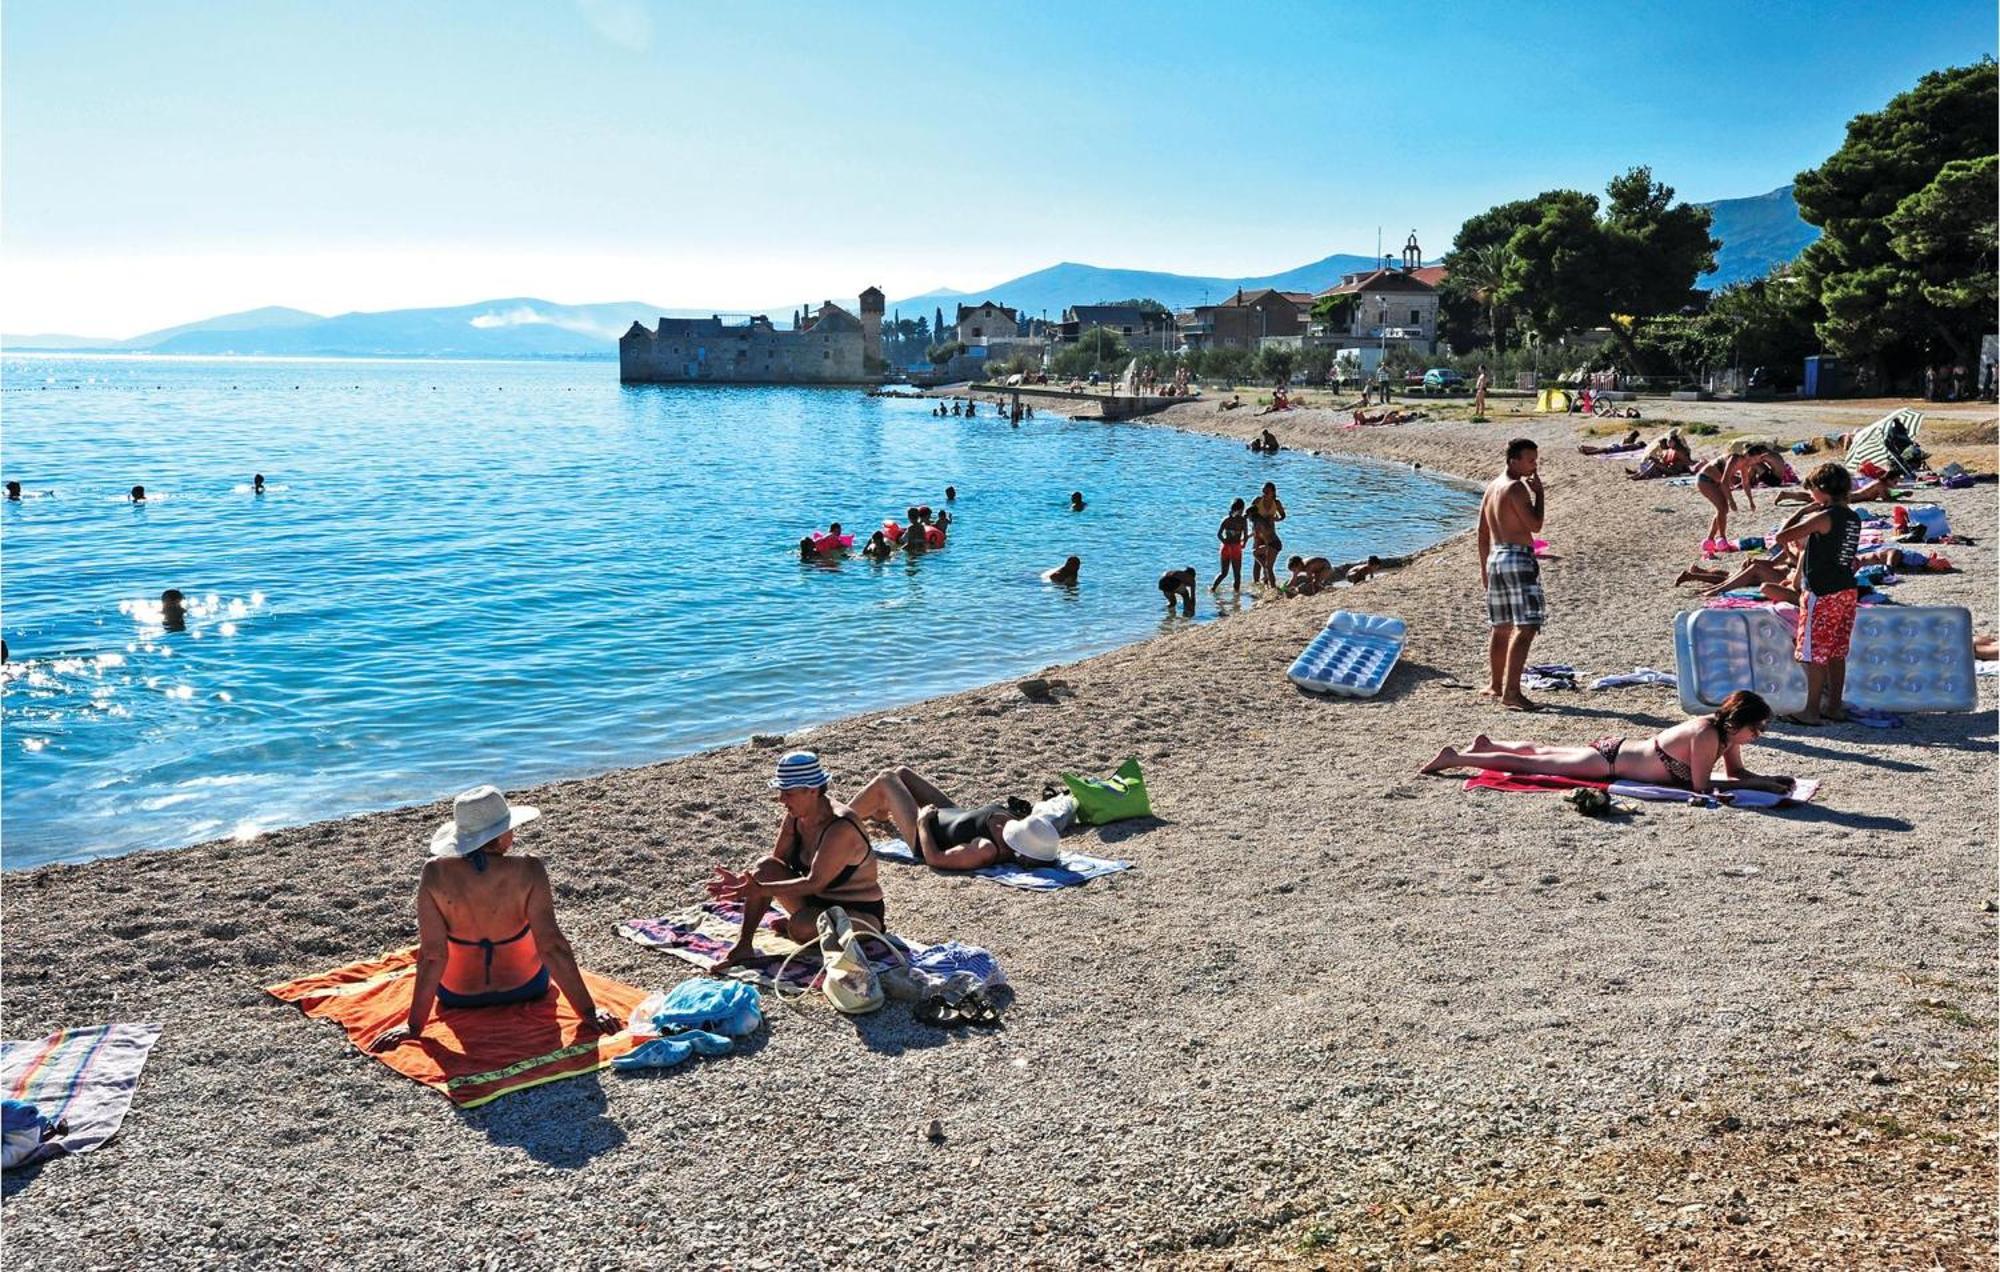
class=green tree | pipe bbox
[1052,326,1127,377]
[1441,241,1516,351]
[1495,189,1613,340]
[1883,154,1998,364]
[1601,166,1718,320]
[1793,60,1998,374]
[1099,297,1170,315]
[1309,293,1356,330]
[927,340,966,366]
[1256,344,1297,384]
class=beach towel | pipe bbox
[266,951,645,1108]
[1,1023,162,1168]
[873,837,1132,890]
[616,901,913,991]
[1521,663,1579,691]
[1590,667,1678,690]
[1464,769,1818,809]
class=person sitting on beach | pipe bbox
[1070,491,1086,512]
[371,786,622,1051]
[844,766,1061,872]
[1333,554,1385,585]
[1674,506,1813,598]
[862,530,894,560]
[707,752,885,962]
[1775,471,1897,504]
[1211,498,1247,592]
[1282,556,1336,596]
[1045,555,1081,585]
[1626,432,1694,480]
[1158,566,1197,610]
[1420,690,1793,796]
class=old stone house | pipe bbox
[619,292,882,384]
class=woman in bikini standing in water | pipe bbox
[1247,481,1287,588]
[1418,690,1794,795]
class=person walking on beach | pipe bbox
[1479,438,1546,710]
[1474,365,1489,418]
[708,752,885,965]
[1772,462,1861,726]
[371,786,623,1051]
[1211,498,1247,592]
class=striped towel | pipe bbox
[1844,408,1924,476]
[1,1023,162,1167]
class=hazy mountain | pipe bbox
[1699,185,1820,287]
[123,305,324,346]
[890,253,1387,320]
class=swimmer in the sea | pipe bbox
[1070,491,1086,512]
[1158,567,1197,611]
[131,485,147,503]
[253,473,266,494]
[945,485,957,502]
[1046,556,1081,585]
[6,481,20,501]
[799,537,819,562]
[161,589,188,632]
[862,531,893,560]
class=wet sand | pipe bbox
[3,395,1994,1269]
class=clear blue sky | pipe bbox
[3,0,1992,335]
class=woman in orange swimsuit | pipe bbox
[1419,691,1793,795]
[372,786,621,1051]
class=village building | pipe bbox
[1177,288,1309,351]
[1057,304,1175,348]
[619,288,884,384]
[1310,235,1440,352]
[953,301,1019,346]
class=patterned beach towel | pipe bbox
[1465,769,1820,809]
[1,1023,162,1167]
[616,902,914,991]
[873,838,1132,891]
[266,951,646,1109]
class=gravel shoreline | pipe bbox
[4,395,1994,1269]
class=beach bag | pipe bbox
[628,979,763,1039]
[1030,791,1079,835]
[817,908,884,1015]
[1060,758,1152,826]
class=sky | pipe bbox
[3,0,1993,337]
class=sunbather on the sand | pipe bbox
[1420,690,1793,796]
[1578,430,1643,455]
[708,752,886,965]
[1776,472,1896,503]
[1856,545,1953,572]
[372,786,621,1051]
[845,765,1060,871]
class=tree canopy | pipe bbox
[1098,297,1170,316]
[1793,59,1998,371]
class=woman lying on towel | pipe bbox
[1420,690,1795,796]
[707,751,888,967]
[843,764,1062,872]
[373,786,622,1051]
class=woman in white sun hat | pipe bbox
[372,784,621,1051]
[707,751,888,967]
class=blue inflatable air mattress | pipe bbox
[1673,605,1975,715]
[1288,611,1407,698]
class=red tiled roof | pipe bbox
[1315,268,1439,299]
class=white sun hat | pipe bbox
[1000,814,1061,863]
[429,785,541,858]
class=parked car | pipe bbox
[1422,368,1466,393]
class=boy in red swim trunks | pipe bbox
[1774,462,1861,725]
[1210,498,1247,592]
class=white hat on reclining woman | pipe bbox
[1000,814,1061,863]
[429,784,541,858]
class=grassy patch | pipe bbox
[1295,1222,1338,1253]
[1915,998,1983,1030]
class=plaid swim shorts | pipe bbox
[1486,543,1545,629]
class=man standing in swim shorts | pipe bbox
[1479,438,1546,710]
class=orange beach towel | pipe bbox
[266,948,647,1108]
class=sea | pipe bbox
[0,355,1479,868]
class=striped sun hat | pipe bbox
[769,750,830,791]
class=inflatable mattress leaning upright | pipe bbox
[1674,605,1976,715]
[1288,610,1407,697]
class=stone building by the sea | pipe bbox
[620,287,884,383]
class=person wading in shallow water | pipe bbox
[1479,437,1546,711]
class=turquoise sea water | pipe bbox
[1,356,1478,867]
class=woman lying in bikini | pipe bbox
[1420,690,1795,796]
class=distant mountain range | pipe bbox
[1699,184,1820,286]
[3,186,1818,357]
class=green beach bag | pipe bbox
[1060,758,1152,826]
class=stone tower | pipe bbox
[858,286,885,366]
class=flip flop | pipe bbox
[1781,714,1824,728]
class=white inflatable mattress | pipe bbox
[1288,610,1407,697]
[1674,604,1975,715]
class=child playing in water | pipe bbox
[1045,556,1080,585]
[862,531,893,560]
[1773,462,1861,725]
[1158,567,1197,610]
[1211,498,1247,592]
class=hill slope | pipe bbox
[1699,185,1820,287]
[890,253,1385,319]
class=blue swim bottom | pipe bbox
[437,965,550,1009]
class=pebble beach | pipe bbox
[3,394,1994,1269]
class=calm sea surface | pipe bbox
[1,356,1478,867]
